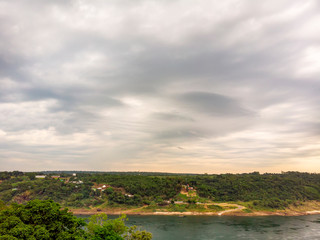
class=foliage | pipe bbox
[249,198,291,210]
[1,171,320,210]
[86,213,152,240]
[207,205,224,211]
[191,172,320,202]
[0,201,152,240]
[0,199,85,239]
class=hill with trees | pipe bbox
[1,171,320,212]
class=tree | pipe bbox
[0,200,152,240]
[86,213,152,240]
[0,199,85,239]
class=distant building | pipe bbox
[35,175,46,179]
[51,176,60,179]
[71,180,83,184]
[73,173,77,177]
[59,177,69,182]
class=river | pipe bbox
[78,214,320,239]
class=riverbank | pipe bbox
[69,209,320,216]
[69,201,320,217]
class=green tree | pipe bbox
[0,200,152,240]
[86,213,152,240]
[0,199,85,239]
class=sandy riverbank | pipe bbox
[69,201,320,216]
[69,208,320,217]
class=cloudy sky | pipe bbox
[0,0,319,173]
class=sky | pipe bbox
[0,0,320,173]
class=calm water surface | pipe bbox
[79,214,320,240]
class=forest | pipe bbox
[0,171,320,211]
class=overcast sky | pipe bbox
[0,0,319,173]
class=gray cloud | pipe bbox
[175,92,253,117]
[151,112,194,122]
[0,0,319,172]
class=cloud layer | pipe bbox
[1,0,320,173]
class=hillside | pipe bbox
[1,171,320,214]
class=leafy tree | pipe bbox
[86,213,152,240]
[0,199,85,239]
[0,200,152,240]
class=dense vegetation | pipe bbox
[0,199,152,239]
[1,171,320,210]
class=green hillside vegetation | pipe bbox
[0,171,320,211]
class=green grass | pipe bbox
[224,206,237,210]
[242,208,253,213]
[168,204,188,212]
[207,205,225,212]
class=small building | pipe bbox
[73,173,77,177]
[71,180,83,184]
[59,177,69,182]
[92,183,108,191]
[51,176,60,179]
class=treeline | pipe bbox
[193,172,320,201]
[0,171,320,209]
[190,172,320,209]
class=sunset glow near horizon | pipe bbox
[1,0,320,173]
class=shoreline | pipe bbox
[69,208,320,217]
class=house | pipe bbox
[186,184,194,191]
[125,194,134,198]
[71,180,83,184]
[59,177,69,182]
[93,184,107,190]
[51,175,60,179]
[73,173,77,177]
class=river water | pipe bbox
[79,214,320,239]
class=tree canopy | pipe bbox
[0,199,85,239]
[0,200,152,240]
